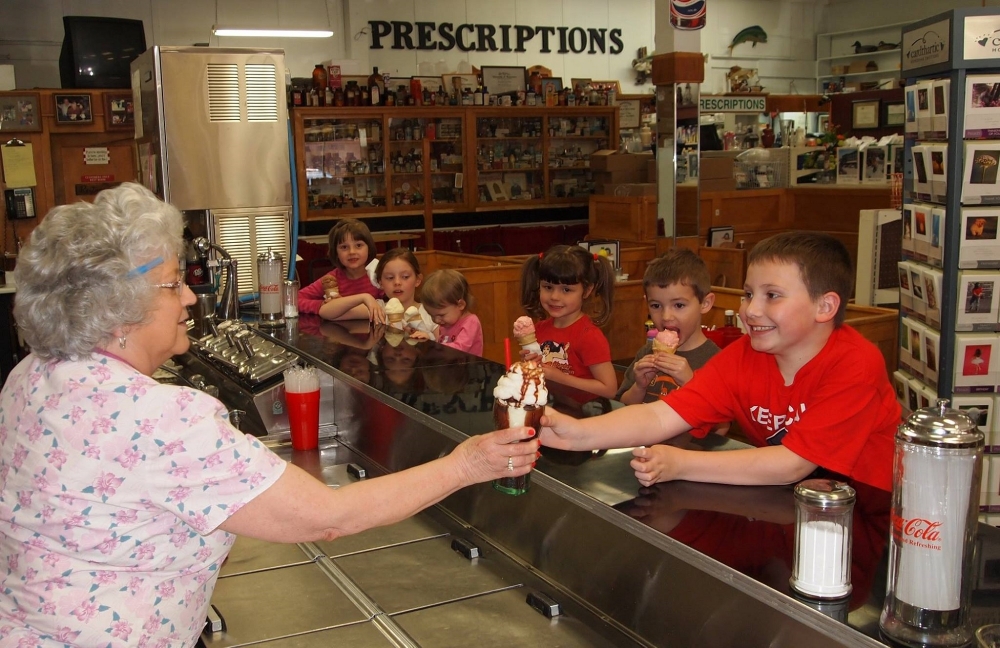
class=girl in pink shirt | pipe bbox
[414,269,483,355]
[298,219,386,323]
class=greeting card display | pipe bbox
[923,327,940,385]
[905,84,918,135]
[951,395,994,438]
[836,147,860,185]
[932,78,950,135]
[922,265,944,328]
[906,376,924,412]
[915,79,933,136]
[961,141,1000,205]
[911,203,932,257]
[893,369,912,410]
[919,383,937,409]
[912,145,932,197]
[928,143,947,202]
[929,206,946,266]
[902,317,924,376]
[959,207,1000,269]
[957,271,1000,330]
[888,143,905,178]
[954,333,1000,391]
[902,205,916,255]
[964,74,1000,138]
[909,265,928,317]
[898,260,914,311]
[909,319,929,375]
[861,145,887,184]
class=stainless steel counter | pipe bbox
[196,316,1000,647]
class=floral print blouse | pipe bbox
[0,353,286,647]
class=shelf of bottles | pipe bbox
[302,117,386,213]
[387,117,427,208]
[546,114,611,199]
[475,116,545,204]
[428,117,465,206]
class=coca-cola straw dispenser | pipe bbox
[256,247,285,328]
[879,400,984,648]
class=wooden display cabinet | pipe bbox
[291,105,618,223]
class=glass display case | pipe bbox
[546,112,612,200]
[293,106,617,221]
[475,114,545,205]
[301,115,385,213]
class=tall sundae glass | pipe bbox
[492,361,547,496]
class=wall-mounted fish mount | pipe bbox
[727,25,767,54]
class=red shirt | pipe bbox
[534,315,611,380]
[665,325,900,491]
[298,268,380,315]
[437,314,483,355]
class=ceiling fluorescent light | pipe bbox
[212,26,333,38]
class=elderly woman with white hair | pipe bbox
[0,183,539,647]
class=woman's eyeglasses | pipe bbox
[152,270,187,294]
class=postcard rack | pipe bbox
[893,8,1000,522]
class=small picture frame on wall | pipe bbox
[579,239,620,270]
[103,92,134,131]
[708,226,735,247]
[884,101,905,127]
[0,92,41,133]
[852,99,880,129]
[54,93,93,124]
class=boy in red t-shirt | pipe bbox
[540,232,900,491]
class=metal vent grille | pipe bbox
[207,63,241,122]
[212,208,290,295]
[245,64,278,122]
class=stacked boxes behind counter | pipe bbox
[589,151,655,196]
[700,152,738,192]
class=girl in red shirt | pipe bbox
[519,245,617,398]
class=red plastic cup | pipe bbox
[286,389,320,450]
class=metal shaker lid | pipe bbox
[257,246,282,262]
[897,399,983,449]
[793,479,856,507]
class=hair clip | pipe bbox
[538,252,544,259]
[593,253,599,261]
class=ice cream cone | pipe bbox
[515,332,537,347]
[652,341,677,355]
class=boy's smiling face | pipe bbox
[740,260,838,377]
[645,282,712,351]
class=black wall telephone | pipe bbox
[4,187,35,219]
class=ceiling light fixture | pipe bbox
[212,27,333,38]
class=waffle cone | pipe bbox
[652,341,677,355]
[387,312,404,324]
[515,332,537,347]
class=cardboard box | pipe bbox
[700,156,734,180]
[701,177,737,193]
[849,60,875,74]
[599,183,657,196]
[589,194,658,241]
[593,169,646,185]
[589,151,650,172]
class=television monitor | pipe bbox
[59,16,147,89]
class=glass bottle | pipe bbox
[312,64,328,106]
[880,400,984,648]
[368,67,382,106]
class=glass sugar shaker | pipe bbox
[256,247,285,328]
[789,479,855,600]
[880,399,984,648]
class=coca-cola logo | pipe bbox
[260,284,281,294]
[891,512,943,549]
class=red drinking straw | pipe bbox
[504,337,512,368]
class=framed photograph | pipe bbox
[590,80,622,94]
[884,101,905,127]
[103,92,134,131]
[852,99,880,129]
[707,226,735,247]
[442,73,478,97]
[540,78,563,94]
[481,66,527,96]
[54,93,93,124]
[617,98,641,129]
[579,239,620,270]
[0,92,41,133]
[411,76,443,93]
[486,180,508,202]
